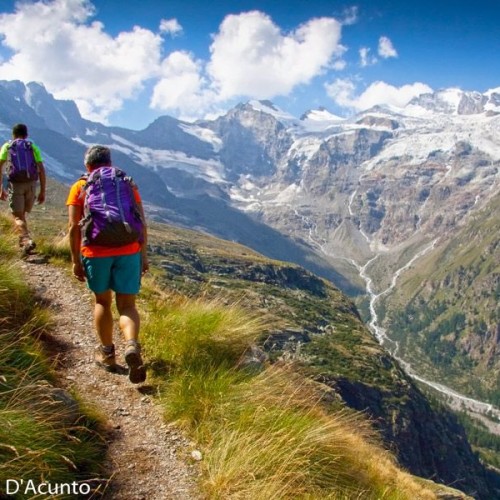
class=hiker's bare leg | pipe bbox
[116,293,140,342]
[94,290,114,346]
[12,211,30,245]
[117,292,145,383]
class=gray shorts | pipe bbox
[8,181,36,214]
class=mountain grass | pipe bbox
[0,213,106,495]
[142,287,436,499]
[0,203,450,497]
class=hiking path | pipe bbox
[20,253,200,500]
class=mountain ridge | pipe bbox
[1,78,498,431]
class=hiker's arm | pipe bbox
[37,162,46,204]
[0,160,6,201]
[137,201,149,275]
[68,204,85,281]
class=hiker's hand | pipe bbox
[72,262,86,282]
[37,192,45,204]
[0,189,6,201]
[141,258,149,276]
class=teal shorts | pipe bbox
[82,252,142,294]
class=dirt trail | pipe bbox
[21,254,200,499]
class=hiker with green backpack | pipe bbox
[0,123,46,254]
[66,145,149,384]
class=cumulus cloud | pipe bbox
[159,18,183,37]
[0,2,347,121]
[324,78,357,108]
[0,0,163,122]
[206,11,343,99]
[150,51,218,119]
[326,79,432,110]
[150,10,346,116]
[378,36,398,59]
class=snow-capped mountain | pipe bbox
[2,79,500,420]
[407,87,500,115]
[1,80,498,294]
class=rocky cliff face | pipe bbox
[326,376,490,498]
[2,81,498,285]
[206,102,293,180]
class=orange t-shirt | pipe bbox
[66,177,142,258]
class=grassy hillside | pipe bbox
[1,177,494,497]
[382,192,500,405]
[138,285,439,499]
[144,221,495,497]
[0,215,106,496]
[146,222,402,389]
[380,192,500,471]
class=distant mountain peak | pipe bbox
[406,87,492,115]
[300,107,343,122]
[244,100,296,122]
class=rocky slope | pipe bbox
[2,81,498,292]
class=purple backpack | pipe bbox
[7,139,39,182]
[80,166,144,247]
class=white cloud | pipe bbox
[0,0,163,122]
[159,18,183,37]
[332,59,347,71]
[359,47,377,67]
[359,36,397,68]
[326,79,432,110]
[150,10,346,117]
[341,6,358,26]
[324,78,357,108]
[150,51,218,119]
[378,36,398,59]
[0,2,347,121]
[206,11,343,99]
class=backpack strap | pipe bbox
[96,169,113,223]
[115,171,133,234]
[6,140,14,160]
[78,173,90,202]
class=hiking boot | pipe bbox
[95,344,117,372]
[124,341,146,384]
[25,240,36,253]
[20,240,36,257]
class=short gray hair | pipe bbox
[84,145,111,167]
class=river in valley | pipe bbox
[354,244,500,435]
[292,205,500,434]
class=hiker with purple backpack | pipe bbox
[66,145,149,384]
[0,123,46,254]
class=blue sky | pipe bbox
[0,0,499,129]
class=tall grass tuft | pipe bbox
[142,287,436,499]
[36,233,72,262]
[0,219,107,493]
[143,290,262,370]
